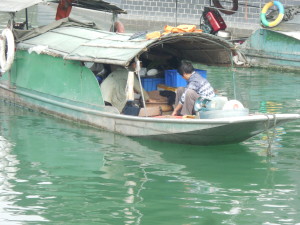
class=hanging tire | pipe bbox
[0,28,15,73]
[260,1,284,27]
[212,0,238,15]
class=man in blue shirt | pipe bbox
[171,61,215,116]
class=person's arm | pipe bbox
[174,79,197,115]
[179,78,199,103]
[133,74,150,101]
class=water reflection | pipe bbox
[0,132,48,223]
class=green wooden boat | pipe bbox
[0,0,299,145]
[239,26,300,71]
[237,5,300,71]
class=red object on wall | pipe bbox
[205,11,227,32]
[55,0,73,20]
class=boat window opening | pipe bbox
[95,57,177,117]
[126,51,181,117]
[13,21,26,30]
[11,6,38,30]
[84,62,111,85]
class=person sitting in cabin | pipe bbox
[111,21,125,33]
[100,62,154,113]
[171,61,215,116]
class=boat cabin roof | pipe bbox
[48,0,126,14]
[0,0,126,14]
[16,19,236,67]
[0,0,43,13]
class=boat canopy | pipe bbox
[0,0,126,14]
[15,18,236,67]
[0,0,43,13]
[47,0,126,14]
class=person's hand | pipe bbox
[171,110,178,116]
[146,98,156,103]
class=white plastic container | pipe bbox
[199,108,249,119]
[199,99,249,119]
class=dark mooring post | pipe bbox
[25,8,29,30]
[175,0,178,26]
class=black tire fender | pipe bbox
[212,0,238,15]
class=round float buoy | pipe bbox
[0,28,15,72]
[260,1,284,27]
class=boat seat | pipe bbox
[104,106,120,114]
[139,106,162,117]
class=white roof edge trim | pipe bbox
[0,0,43,13]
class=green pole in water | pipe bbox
[230,51,237,99]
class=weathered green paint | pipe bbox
[8,50,104,106]
[240,29,300,70]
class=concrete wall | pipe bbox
[109,0,300,37]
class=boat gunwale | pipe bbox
[1,83,299,125]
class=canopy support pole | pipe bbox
[175,0,178,26]
[111,13,117,32]
[135,57,148,117]
[230,51,237,99]
[25,8,29,30]
[8,13,15,29]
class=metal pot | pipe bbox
[217,30,231,40]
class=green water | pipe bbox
[0,66,300,224]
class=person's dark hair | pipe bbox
[178,60,194,76]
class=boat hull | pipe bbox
[240,29,300,71]
[1,85,298,145]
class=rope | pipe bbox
[283,6,300,21]
[266,6,300,22]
